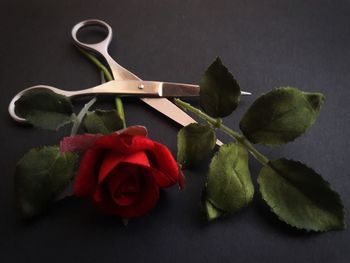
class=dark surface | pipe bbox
[1,0,350,262]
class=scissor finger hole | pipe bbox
[76,24,109,45]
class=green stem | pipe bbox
[78,48,113,81]
[174,98,270,166]
[220,125,270,166]
[115,97,126,128]
[70,97,97,136]
[78,48,126,127]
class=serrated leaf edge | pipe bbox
[257,159,346,232]
[206,143,254,213]
[240,87,325,147]
[199,57,241,118]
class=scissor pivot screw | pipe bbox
[138,84,144,90]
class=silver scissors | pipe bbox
[8,19,250,144]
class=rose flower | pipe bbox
[60,126,184,218]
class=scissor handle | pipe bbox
[8,85,75,123]
[8,80,166,123]
[72,19,140,81]
[71,19,112,57]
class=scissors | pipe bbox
[8,19,250,145]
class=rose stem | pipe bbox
[70,97,97,136]
[77,48,126,128]
[174,98,270,167]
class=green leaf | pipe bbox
[202,198,224,221]
[83,109,124,134]
[177,123,216,168]
[203,143,254,220]
[15,89,75,130]
[239,87,325,147]
[200,57,241,118]
[258,159,345,231]
[15,146,78,218]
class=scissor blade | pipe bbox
[160,82,252,97]
[141,97,196,126]
[141,97,223,146]
[161,82,199,97]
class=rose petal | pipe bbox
[116,135,155,153]
[104,164,136,197]
[122,151,150,167]
[92,187,116,213]
[60,133,102,153]
[93,166,130,205]
[93,187,106,203]
[113,171,159,218]
[146,167,176,188]
[73,149,103,197]
[98,151,151,183]
[98,152,125,183]
[60,126,147,153]
[148,142,182,188]
[94,134,131,152]
[94,135,155,154]
[116,125,148,137]
[109,173,141,207]
[93,164,159,218]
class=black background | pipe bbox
[1,1,350,262]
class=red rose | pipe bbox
[60,126,184,218]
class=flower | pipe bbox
[60,126,184,218]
